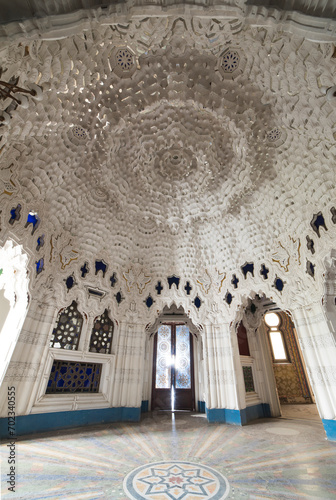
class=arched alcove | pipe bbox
[233,294,319,425]
[0,239,29,386]
[143,304,202,413]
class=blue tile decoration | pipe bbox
[123,461,230,500]
[206,404,271,425]
[322,419,336,441]
[0,407,141,437]
[141,400,149,413]
[198,401,206,413]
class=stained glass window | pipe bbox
[46,360,101,393]
[50,301,83,350]
[175,325,191,389]
[89,309,114,354]
[155,325,172,389]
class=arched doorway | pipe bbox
[236,297,319,425]
[263,309,319,422]
[151,323,195,411]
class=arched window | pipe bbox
[89,309,114,354]
[264,312,289,362]
[50,301,83,350]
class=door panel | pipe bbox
[152,324,194,411]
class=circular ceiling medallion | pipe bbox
[116,48,135,71]
[266,128,282,143]
[111,47,137,78]
[221,49,240,73]
[72,125,88,141]
[155,147,197,181]
[123,461,230,500]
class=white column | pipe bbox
[0,299,57,417]
[292,302,336,423]
[203,322,242,416]
[111,321,146,408]
[243,311,281,417]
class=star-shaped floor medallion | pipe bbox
[123,461,229,500]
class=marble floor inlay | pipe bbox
[1,411,336,499]
[123,461,229,500]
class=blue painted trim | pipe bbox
[0,407,141,438]
[141,400,149,413]
[198,401,205,413]
[206,407,242,424]
[206,403,271,425]
[322,419,336,441]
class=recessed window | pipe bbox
[264,312,280,327]
[265,312,289,362]
[269,330,287,360]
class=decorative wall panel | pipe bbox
[46,360,102,393]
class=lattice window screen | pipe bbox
[49,301,83,350]
[46,360,101,393]
[89,309,114,354]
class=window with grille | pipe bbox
[46,360,101,393]
[89,309,114,354]
[49,301,83,350]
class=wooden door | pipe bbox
[152,324,195,411]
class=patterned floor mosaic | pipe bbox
[123,461,229,499]
[1,410,336,499]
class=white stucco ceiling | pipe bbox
[0,0,336,280]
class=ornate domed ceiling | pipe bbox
[0,0,336,287]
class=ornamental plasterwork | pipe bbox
[271,236,301,273]
[123,265,151,294]
[197,268,226,294]
[0,5,335,323]
[49,234,79,270]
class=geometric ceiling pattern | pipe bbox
[1,0,336,296]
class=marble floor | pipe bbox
[1,410,336,500]
[280,404,321,422]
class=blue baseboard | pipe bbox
[141,400,149,413]
[0,407,141,438]
[322,419,336,441]
[206,403,271,425]
[198,401,205,413]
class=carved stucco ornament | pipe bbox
[49,233,79,270]
[197,268,226,294]
[271,236,301,273]
[123,265,151,294]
